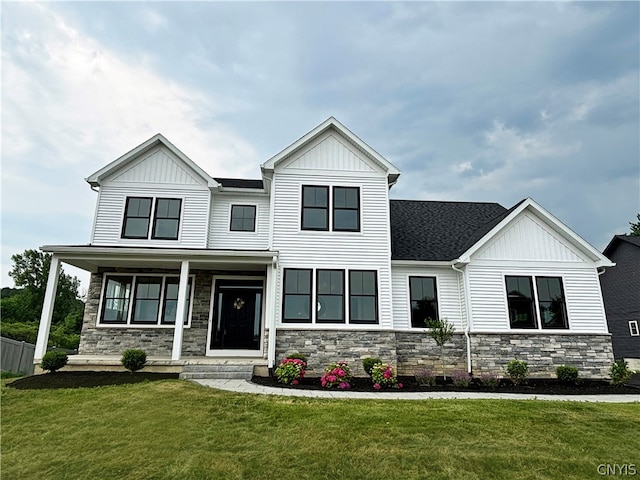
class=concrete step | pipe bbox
[180,364,258,380]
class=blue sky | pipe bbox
[2,1,639,292]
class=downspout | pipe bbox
[267,255,278,374]
[451,263,472,375]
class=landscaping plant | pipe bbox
[477,373,501,388]
[450,370,471,387]
[556,365,580,385]
[362,357,381,376]
[370,363,402,390]
[274,354,307,385]
[121,349,147,373]
[506,359,529,385]
[40,351,68,373]
[320,361,352,389]
[414,368,436,386]
[609,359,634,386]
[426,317,456,380]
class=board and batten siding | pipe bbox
[208,193,270,249]
[271,170,393,328]
[91,184,210,248]
[391,266,464,330]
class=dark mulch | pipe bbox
[5,371,179,390]
[252,375,640,395]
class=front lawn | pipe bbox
[1,379,638,480]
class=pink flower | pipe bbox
[338,382,350,389]
[337,369,344,377]
[327,375,336,383]
[373,383,381,390]
[321,379,327,387]
[292,379,298,385]
[397,383,403,388]
[383,371,391,379]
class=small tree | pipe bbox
[630,213,640,236]
[426,317,456,380]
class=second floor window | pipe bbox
[230,205,256,232]
[121,197,181,240]
[301,185,360,232]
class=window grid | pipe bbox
[99,274,193,327]
[282,269,312,323]
[301,186,329,231]
[349,270,378,324]
[152,198,182,240]
[332,186,360,232]
[409,276,438,328]
[316,269,345,323]
[505,275,568,330]
[230,205,257,232]
[629,321,639,337]
[121,197,153,239]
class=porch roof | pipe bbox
[40,245,278,273]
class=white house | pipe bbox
[35,117,615,378]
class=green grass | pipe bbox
[2,380,638,480]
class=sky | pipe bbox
[2,1,639,294]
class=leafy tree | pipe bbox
[1,249,84,348]
[426,317,456,380]
[630,213,640,236]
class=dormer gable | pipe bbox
[261,117,401,186]
[86,134,218,189]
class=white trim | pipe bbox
[171,260,190,360]
[470,330,611,335]
[206,275,266,357]
[629,321,640,337]
[34,255,61,361]
[96,272,195,328]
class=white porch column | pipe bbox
[171,260,190,361]
[34,255,61,362]
[266,256,278,369]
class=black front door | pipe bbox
[210,281,262,350]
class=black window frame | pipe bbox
[99,274,193,326]
[332,186,360,232]
[505,275,569,330]
[121,197,153,239]
[409,276,439,328]
[282,269,312,323]
[301,186,329,231]
[535,276,568,330]
[151,198,182,240]
[349,270,378,324]
[316,269,345,324]
[131,276,164,324]
[230,205,257,232]
[160,277,192,326]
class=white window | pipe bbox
[629,321,639,336]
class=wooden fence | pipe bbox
[1,337,35,375]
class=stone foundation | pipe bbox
[470,333,614,379]
[274,330,613,379]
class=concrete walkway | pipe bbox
[193,379,640,403]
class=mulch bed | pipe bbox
[5,371,179,390]
[251,375,640,395]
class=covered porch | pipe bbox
[35,245,279,374]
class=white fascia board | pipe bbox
[85,134,219,189]
[40,245,278,262]
[260,117,401,179]
[391,260,454,267]
[458,198,614,267]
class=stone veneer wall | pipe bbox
[79,270,212,357]
[274,330,613,379]
[470,334,614,379]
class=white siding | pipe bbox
[475,212,586,262]
[92,184,209,247]
[110,146,205,186]
[391,266,464,330]
[271,170,393,328]
[467,263,608,333]
[208,193,270,250]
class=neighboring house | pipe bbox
[35,117,615,378]
[600,235,640,370]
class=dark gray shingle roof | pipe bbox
[390,199,509,261]
[214,178,264,189]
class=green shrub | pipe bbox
[41,351,68,373]
[371,363,402,390]
[415,368,436,386]
[121,349,147,373]
[556,365,580,384]
[478,373,500,388]
[274,357,307,385]
[610,359,633,386]
[362,357,382,376]
[506,359,528,385]
[284,352,307,362]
